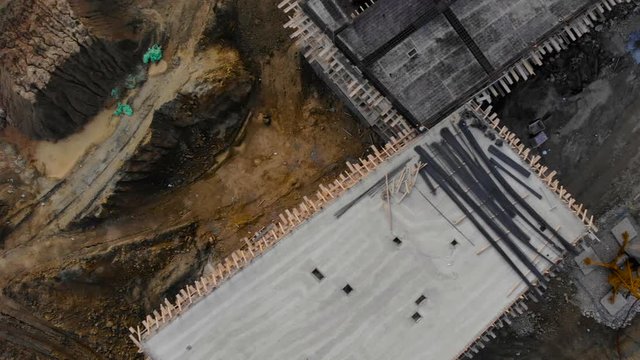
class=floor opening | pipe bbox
[343,284,354,295]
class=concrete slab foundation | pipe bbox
[601,291,629,316]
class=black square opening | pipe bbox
[311,268,324,281]
[415,294,427,305]
[411,312,422,322]
[407,48,418,58]
[392,237,402,246]
[450,239,458,247]
[343,284,353,295]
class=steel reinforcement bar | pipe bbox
[467,102,597,232]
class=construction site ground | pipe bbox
[5,1,640,360]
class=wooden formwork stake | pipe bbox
[385,174,392,231]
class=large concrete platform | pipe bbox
[142,111,588,360]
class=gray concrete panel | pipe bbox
[337,0,437,60]
[307,0,595,127]
[401,71,454,117]
[304,0,350,33]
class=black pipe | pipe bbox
[489,145,531,178]
[441,127,517,218]
[414,148,535,290]
[432,141,527,241]
[422,167,437,195]
[490,158,541,199]
[441,127,565,255]
[459,120,578,254]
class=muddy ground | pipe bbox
[480,4,640,360]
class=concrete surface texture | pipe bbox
[142,111,587,360]
[304,0,350,33]
[336,0,443,61]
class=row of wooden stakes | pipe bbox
[468,101,597,232]
[128,129,418,350]
[459,247,582,360]
[350,0,377,19]
[457,291,534,359]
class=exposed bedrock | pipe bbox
[0,0,146,140]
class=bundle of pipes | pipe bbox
[414,120,576,292]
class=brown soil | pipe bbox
[481,4,640,359]
[118,44,371,257]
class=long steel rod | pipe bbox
[441,127,517,218]
[459,120,577,254]
[488,144,531,178]
[442,126,565,255]
[490,158,542,199]
[414,151,535,290]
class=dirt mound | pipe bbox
[2,223,206,359]
[0,0,146,140]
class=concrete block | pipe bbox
[600,291,628,316]
[574,247,601,275]
[611,217,637,245]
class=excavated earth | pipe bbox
[0,0,372,359]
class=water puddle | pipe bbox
[33,108,119,179]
